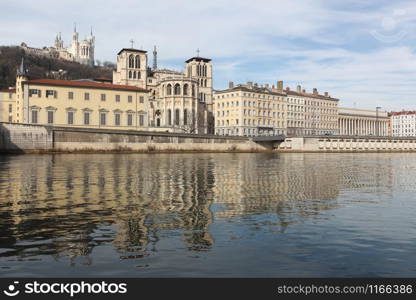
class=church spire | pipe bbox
[17,57,28,77]
[153,45,157,70]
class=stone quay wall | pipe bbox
[0,123,267,153]
[276,136,416,152]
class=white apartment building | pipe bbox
[391,111,416,137]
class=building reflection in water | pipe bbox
[0,153,396,264]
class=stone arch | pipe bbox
[184,108,188,125]
[167,109,172,125]
[175,109,180,125]
[183,83,189,95]
[167,84,172,95]
[129,54,134,68]
[174,83,181,95]
[135,55,140,68]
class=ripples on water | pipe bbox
[0,153,415,277]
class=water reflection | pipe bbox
[0,153,413,276]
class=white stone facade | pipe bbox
[20,26,95,67]
[338,107,389,136]
[391,111,416,137]
[113,48,214,134]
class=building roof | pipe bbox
[215,85,286,96]
[0,88,16,93]
[286,90,339,101]
[391,111,416,116]
[93,77,113,82]
[25,79,148,92]
[185,57,211,63]
[117,48,147,55]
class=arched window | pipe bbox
[133,71,136,79]
[183,84,189,95]
[137,71,141,79]
[129,55,134,68]
[184,109,188,125]
[192,85,195,96]
[167,109,172,125]
[205,79,207,87]
[135,56,140,68]
[129,71,132,79]
[167,84,172,95]
[174,83,181,95]
[175,109,180,125]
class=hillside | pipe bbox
[0,46,114,89]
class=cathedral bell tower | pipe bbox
[16,57,28,123]
[113,48,148,89]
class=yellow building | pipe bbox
[0,88,15,122]
[14,60,149,129]
[213,82,287,136]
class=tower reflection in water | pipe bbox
[0,153,394,264]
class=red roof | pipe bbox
[0,88,16,93]
[25,79,147,92]
[391,111,416,116]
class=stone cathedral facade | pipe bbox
[113,48,214,134]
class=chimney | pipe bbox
[296,85,301,93]
[247,81,253,89]
[229,81,234,89]
[313,88,318,95]
[277,80,283,92]
[302,89,306,93]
[254,83,258,87]
[324,92,329,97]
[272,85,275,89]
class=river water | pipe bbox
[0,153,415,277]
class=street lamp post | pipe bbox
[376,106,382,136]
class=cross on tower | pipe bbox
[130,39,135,48]
[196,48,200,57]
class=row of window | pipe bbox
[217,119,285,127]
[29,89,145,103]
[215,94,338,107]
[215,128,285,136]
[165,109,194,126]
[31,110,146,127]
[216,100,285,109]
[128,55,141,69]
[128,71,142,79]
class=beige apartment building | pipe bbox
[338,107,388,136]
[214,80,339,137]
[14,61,149,129]
[273,81,339,136]
[0,88,15,122]
[213,82,287,136]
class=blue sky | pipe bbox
[2,0,416,111]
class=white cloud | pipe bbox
[1,0,416,110]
